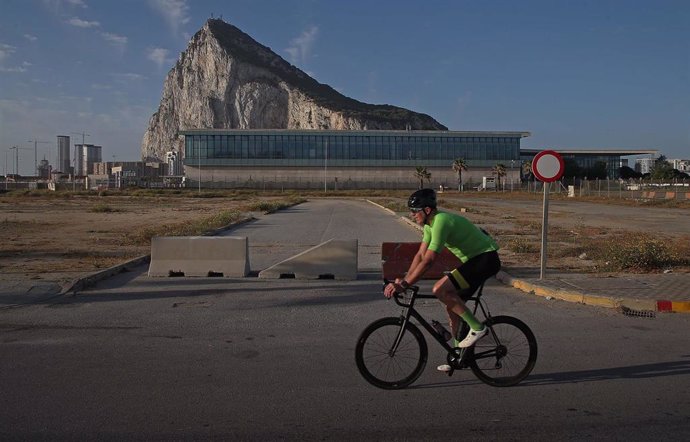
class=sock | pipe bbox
[460,311,484,331]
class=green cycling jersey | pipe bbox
[422,210,499,263]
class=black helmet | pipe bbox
[408,188,437,209]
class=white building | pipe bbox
[670,159,689,172]
[635,158,656,174]
[75,144,102,176]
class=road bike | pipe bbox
[355,280,538,389]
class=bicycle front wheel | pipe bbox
[355,317,428,389]
[468,315,537,387]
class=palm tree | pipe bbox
[492,163,507,191]
[414,166,431,189]
[451,158,468,191]
[522,160,533,181]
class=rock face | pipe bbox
[141,19,447,161]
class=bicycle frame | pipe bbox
[387,281,492,359]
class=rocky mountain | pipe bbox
[141,19,447,161]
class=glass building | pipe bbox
[180,129,528,166]
[178,129,530,189]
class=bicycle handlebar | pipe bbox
[383,278,422,307]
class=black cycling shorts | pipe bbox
[447,250,501,300]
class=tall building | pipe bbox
[56,135,71,174]
[75,144,102,176]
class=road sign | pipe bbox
[532,150,564,182]
[531,149,564,280]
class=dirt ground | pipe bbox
[1,191,688,289]
[0,195,249,288]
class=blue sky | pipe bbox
[1,0,688,175]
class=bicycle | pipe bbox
[355,279,538,389]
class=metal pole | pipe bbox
[540,182,550,280]
[324,140,328,193]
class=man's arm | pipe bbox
[402,246,437,287]
[385,243,437,298]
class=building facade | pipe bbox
[521,149,658,179]
[56,135,71,174]
[179,129,530,189]
[75,144,102,176]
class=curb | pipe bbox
[497,270,689,314]
[61,255,151,295]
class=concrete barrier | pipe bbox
[258,239,358,280]
[148,236,250,277]
[382,242,462,280]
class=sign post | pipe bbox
[531,150,565,279]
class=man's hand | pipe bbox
[384,279,405,299]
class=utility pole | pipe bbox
[8,146,30,175]
[9,146,18,175]
[28,139,50,177]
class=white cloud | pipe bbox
[67,17,100,28]
[0,66,27,73]
[148,0,190,35]
[66,0,88,7]
[285,25,319,66]
[112,73,146,82]
[24,34,38,42]
[0,43,26,72]
[102,32,128,46]
[0,43,16,63]
[147,47,171,69]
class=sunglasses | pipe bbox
[410,207,424,213]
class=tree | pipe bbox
[563,158,582,179]
[583,161,608,179]
[650,155,676,180]
[492,163,506,191]
[451,158,468,191]
[619,166,642,179]
[414,166,431,189]
[521,160,533,182]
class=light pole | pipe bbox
[28,139,50,177]
[324,140,328,193]
[10,146,18,176]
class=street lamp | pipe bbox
[10,146,18,176]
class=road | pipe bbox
[1,199,689,440]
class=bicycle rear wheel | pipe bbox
[355,317,428,389]
[467,315,537,387]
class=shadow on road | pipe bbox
[521,358,690,385]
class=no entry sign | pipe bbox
[532,150,564,182]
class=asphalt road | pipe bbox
[1,199,689,440]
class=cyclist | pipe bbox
[383,188,501,371]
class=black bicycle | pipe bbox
[355,280,538,389]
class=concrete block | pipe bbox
[148,236,250,277]
[258,239,358,280]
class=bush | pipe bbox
[591,234,681,271]
[506,237,539,254]
[90,203,122,213]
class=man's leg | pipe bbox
[432,276,486,347]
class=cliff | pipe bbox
[141,19,447,161]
